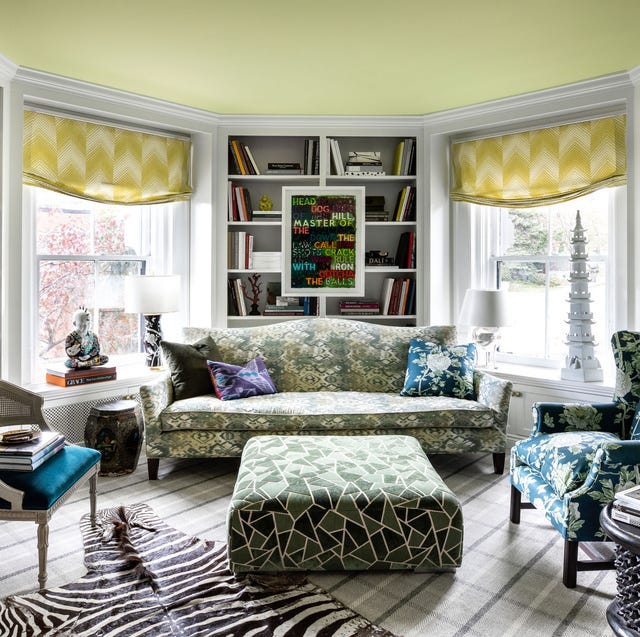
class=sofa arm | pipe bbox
[475,371,512,428]
[531,401,621,436]
[139,374,173,447]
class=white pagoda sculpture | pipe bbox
[561,211,603,382]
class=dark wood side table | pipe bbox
[600,504,640,636]
[85,399,143,476]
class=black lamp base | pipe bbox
[143,314,163,367]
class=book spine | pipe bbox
[612,504,640,527]
[46,373,117,387]
[0,441,65,470]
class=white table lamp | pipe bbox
[124,275,180,368]
[458,289,511,368]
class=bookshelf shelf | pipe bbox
[222,129,421,326]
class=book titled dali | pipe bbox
[0,429,65,471]
[46,365,117,387]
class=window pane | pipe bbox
[37,205,92,255]
[501,209,549,257]
[39,260,95,360]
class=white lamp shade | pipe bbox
[124,275,180,315]
[458,289,511,327]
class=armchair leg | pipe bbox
[492,452,505,474]
[89,472,97,527]
[563,540,578,588]
[510,484,521,524]
[37,521,49,591]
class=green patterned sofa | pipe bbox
[140,318,512,479]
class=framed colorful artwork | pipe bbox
[282,186,365,296]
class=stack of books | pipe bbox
[612,485,640,527]
[227,278,247,316]
[266,162,303,175]
[366,250,397,267]
[252,252,282,270]
[392,186,416,221]
[395,231,416,269]
[365,196,389,222]
[327,138,345,175]
[227,231,254,270]
[338,299,380,316]
[0,428,65,471]
[304,138,320,175]
[263,300,305,316]
[46,365,117,387]
[345,151,385,176]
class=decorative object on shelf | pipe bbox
[282,186,365,296]
[124,275,180,368]
[242,273,263,316]
[366,250,395,267]
[64,306,109,369]
[561,211,603,382]
[85,399,143,476]
[458,289,511,368]
[259,195,273,211]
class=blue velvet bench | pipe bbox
[227,434,464,573]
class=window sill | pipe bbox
[26,364,164,405]
[489,361,615,396]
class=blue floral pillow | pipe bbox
[207,356,277,401]
[400,339,476,399]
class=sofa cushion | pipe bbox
[512,430,621,497]
[182,319,457,394]
[207,356,277,400]
[161,336,220,401]
[401,340,476,400]
[160,390,495,433]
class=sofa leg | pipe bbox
[148,458,160,480]
[563,540,578,588]
[492,452,505,474]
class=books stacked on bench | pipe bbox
[345,151,385,176]
[612,484,640,527]
[0,428,65,471]
[46,365,117,387]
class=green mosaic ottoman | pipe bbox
[227,434,463,573]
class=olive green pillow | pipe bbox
[161,336,221,400]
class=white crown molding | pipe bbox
[0,53,18,85]
[218,113,423,130]
[422,71,634,132]
[14,66,221,130]
[628,64,640,87]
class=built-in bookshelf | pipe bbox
[222,130,421,326]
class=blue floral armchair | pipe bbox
[510,330,640,588]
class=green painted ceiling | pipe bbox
[2,0,640,116]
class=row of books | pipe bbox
[392,186,416,221]
[228,139,260,175]
[228,182,254,221]
[228,278,248,315]
[0,429,65,471]
[327,138,416,177]
[380,277,416,315]
[392,138,417,176]
[229,138,322,176]
[228,232,254,270]
[612,484,640,527]
[395,232,416,269]
[46,365,117,387]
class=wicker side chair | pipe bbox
[0,379,101,590]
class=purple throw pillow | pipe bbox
[207,356,277,400]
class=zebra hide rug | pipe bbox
[0,503,396,636]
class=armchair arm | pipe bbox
[0,379,49,431]
[475,371,512,431]
[531,401,621,436]
[562,440,640,541]
[139,374,173,455]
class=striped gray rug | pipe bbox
[0,451,618,636]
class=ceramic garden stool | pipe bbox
[85,399,143,476]
[227,434,463,573]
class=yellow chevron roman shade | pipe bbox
[23,110,192,205]
[450,115,626,208]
